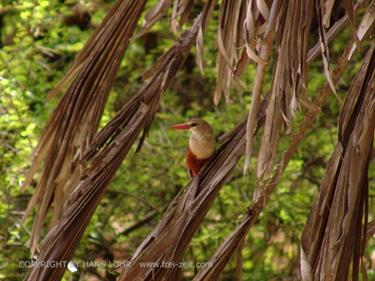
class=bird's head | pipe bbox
[171,118,214,136]
[171,118,215,161]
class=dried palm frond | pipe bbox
[137,0,173,37]
[233,0,273,78]
[214,0,246,104]
[234,0,272,77]
[195,0,216,72]
[243,0,281,173]
[246,0,362,178]
[348,0,375,59]
[342,0,360,43]
[308,11,352,62]
[118,123,247,280]
[171,0,195,33]
[323,0,336,27]
[23,15,204,281]
[318,0,359,92]
[244,2,366,176]
[21,0,146,255]
[138,0,216,74]
[256,0,314,181]
[300,43,375,281]
[138,0,212,36]
[214,0,274,104]
[192,26,367,281]
[323,0,357,31]
[118,97,268,281]
[317,0,337,95]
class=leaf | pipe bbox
[300,245,313,281]
[138,0,198,37]
[171,0,194,33]
[243,0,281,174]
[348,0,375,60]
[137,0,173,37]
[308,11,352,62]
[118,120,249,281]
[242,0,267,64]
[316,0,337,95]
[21,0,147,255]
[195,0,216,73]
[342,0,359,43]
[118,94,270,281]
[24,14,204,281]
[214,0,245,104]
[257,0,314,178]
[193,22,365,281]
[323,0,336,28]
[301,43,375,281]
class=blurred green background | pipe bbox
[0,0,374,280]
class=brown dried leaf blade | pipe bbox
[22,0,146,255]
[301,43,375,281]
[23,15,203,281]
[256,0,314,180]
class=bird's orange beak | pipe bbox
[171,123,190,130]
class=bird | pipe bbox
[171,118,215,177]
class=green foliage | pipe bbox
[0,1,374,280]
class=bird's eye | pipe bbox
[190,122,197,127]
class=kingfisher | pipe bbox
[171,118,215,177]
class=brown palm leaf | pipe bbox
[256,0,314,180]
[214,0,246,104]
[138,0,212,36]
[243,0,359,177]
[233,0,272,78]
[316,0,337,95]
[192,21,369,281]
[23,13,205,281]
[348,0,375,60]
[243,0,282,174]
[118,95,268,280]
[171,0,195,33]
[137,0,216,74]
[118,121,248,281]
[137,0,173,37]
[21,0,146,255]
[195,0,216,73]
[300,42,375,281]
